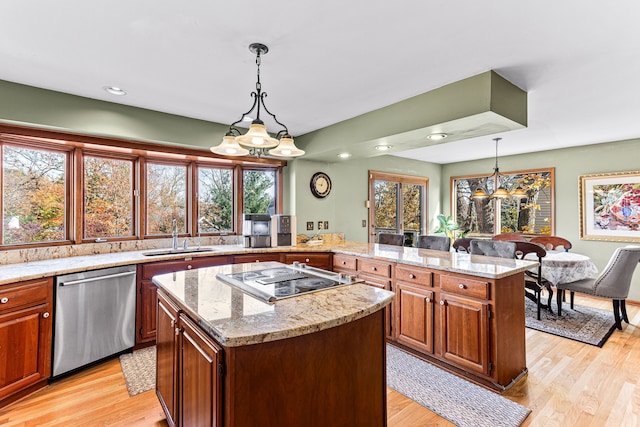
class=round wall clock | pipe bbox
[310,172,332,198]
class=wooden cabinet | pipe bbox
[394,264,434,354]
[356,258,393,339]
[136,255,232,347]
[179,314,223,427]
[157,290,223,427]
[156,290,180,427]
[282,252,332,269]
[0,278,53,408]
[233,253,282,264]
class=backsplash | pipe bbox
[0,233,345,265]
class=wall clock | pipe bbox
[310,172,332,198]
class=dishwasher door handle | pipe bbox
[59,271,137,286]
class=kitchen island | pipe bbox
[152,261,394,427]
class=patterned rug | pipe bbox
[119,347,156,396]
[524,297,617,347]
[387,344,531,427]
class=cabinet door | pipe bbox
[180,314,223,427]
[0,303,52,400]
[395,282,434,354]
[156,291,180,427]
[440,293,490,376]
[358,273,393,339]
[137,279,158,345]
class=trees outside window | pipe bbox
[84,155,134,238]
[2,145,67,244]
[243,169,276,214]
[146,163,187,235]
[369,171,427,247]
[198,167,233,233]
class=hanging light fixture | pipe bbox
[471,137,515,199]
[211,43,305,158]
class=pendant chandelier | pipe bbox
[211,43,305,158]
[471,138,527,199]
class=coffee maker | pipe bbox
[271,214,296,247]
[242,214,272,248]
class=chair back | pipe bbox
[515,241,547,281]
[378,233,404,246]
[592,246,640,299]
[470,239,517,259]
[417,235,450,252]
[530,236,572,252]
[452,237,473,253]
[492,233,528,242]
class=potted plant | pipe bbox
[434,214,469,241]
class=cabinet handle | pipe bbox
[187,265,192,270]
[426,297,431,303]
[372,267,377,271]
[170,319,176,327]
[42,312,50,318]
[0,297,8,304]
[175,327,181,336]
[409,274,415,279]
[305,258,310,263]
[342,261,346,265]
[439,300,445,305]
[458,283,466,289]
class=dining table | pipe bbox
[525,250,599,312]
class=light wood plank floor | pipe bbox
[1,295,638,426]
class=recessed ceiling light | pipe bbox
[426,133,447,141]
[375,144,391,151]
[103,86,127,96]
[337,153,352,159]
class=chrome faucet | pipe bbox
[172,218,178,250]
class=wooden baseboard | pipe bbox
[0,379,49,410]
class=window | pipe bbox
[2,144,68,245]
[369,171,427,247]
[83,155,135,239]
[198,166,233,233]
[243,169,277,215]
[452,168,554,236]
[146,162,187,235]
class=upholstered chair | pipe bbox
[515,241,548,320]
[470,239,517,259]
[378,233,404,246]
[530,236,573,252]
[452,237,473,253]
[417,235,451,252]
[492,233,528,242]
[556,246,640,329]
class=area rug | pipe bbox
[119,347,156,396]
[524,297,617,347]
[386,344,530,427]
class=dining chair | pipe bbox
[492,233,528,242]
[470,239,517,258]
[452,237,473,253]
[556,246,640,329]
[378,233,404,246]
[530,236,572,252]
[515,241,548,320]
[417,235,450,251]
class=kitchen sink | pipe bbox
[142,247,216,256]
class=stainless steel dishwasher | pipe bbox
[53,265,136,377]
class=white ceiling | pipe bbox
[2,1,640,164]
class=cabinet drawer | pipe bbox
[0,278,51,313]
[234,253,282,264]
[333,254,357,271]
[396,265,432,287]
[282,253,331,269]
[357,258,392,279]
[440,275,489,300]
[143,256,232,279]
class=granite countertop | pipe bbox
[152,261,394,347]
[0,241,538,285]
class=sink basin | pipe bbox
[142,247,216,256]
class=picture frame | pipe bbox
[580,170,640,242]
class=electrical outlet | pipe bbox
[317,221,324,230]
[306,221,314,231]
[362,219,367,227]
[323,221,329,229]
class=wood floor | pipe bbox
[1,295,639,426]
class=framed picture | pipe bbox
[580,170,640,242]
